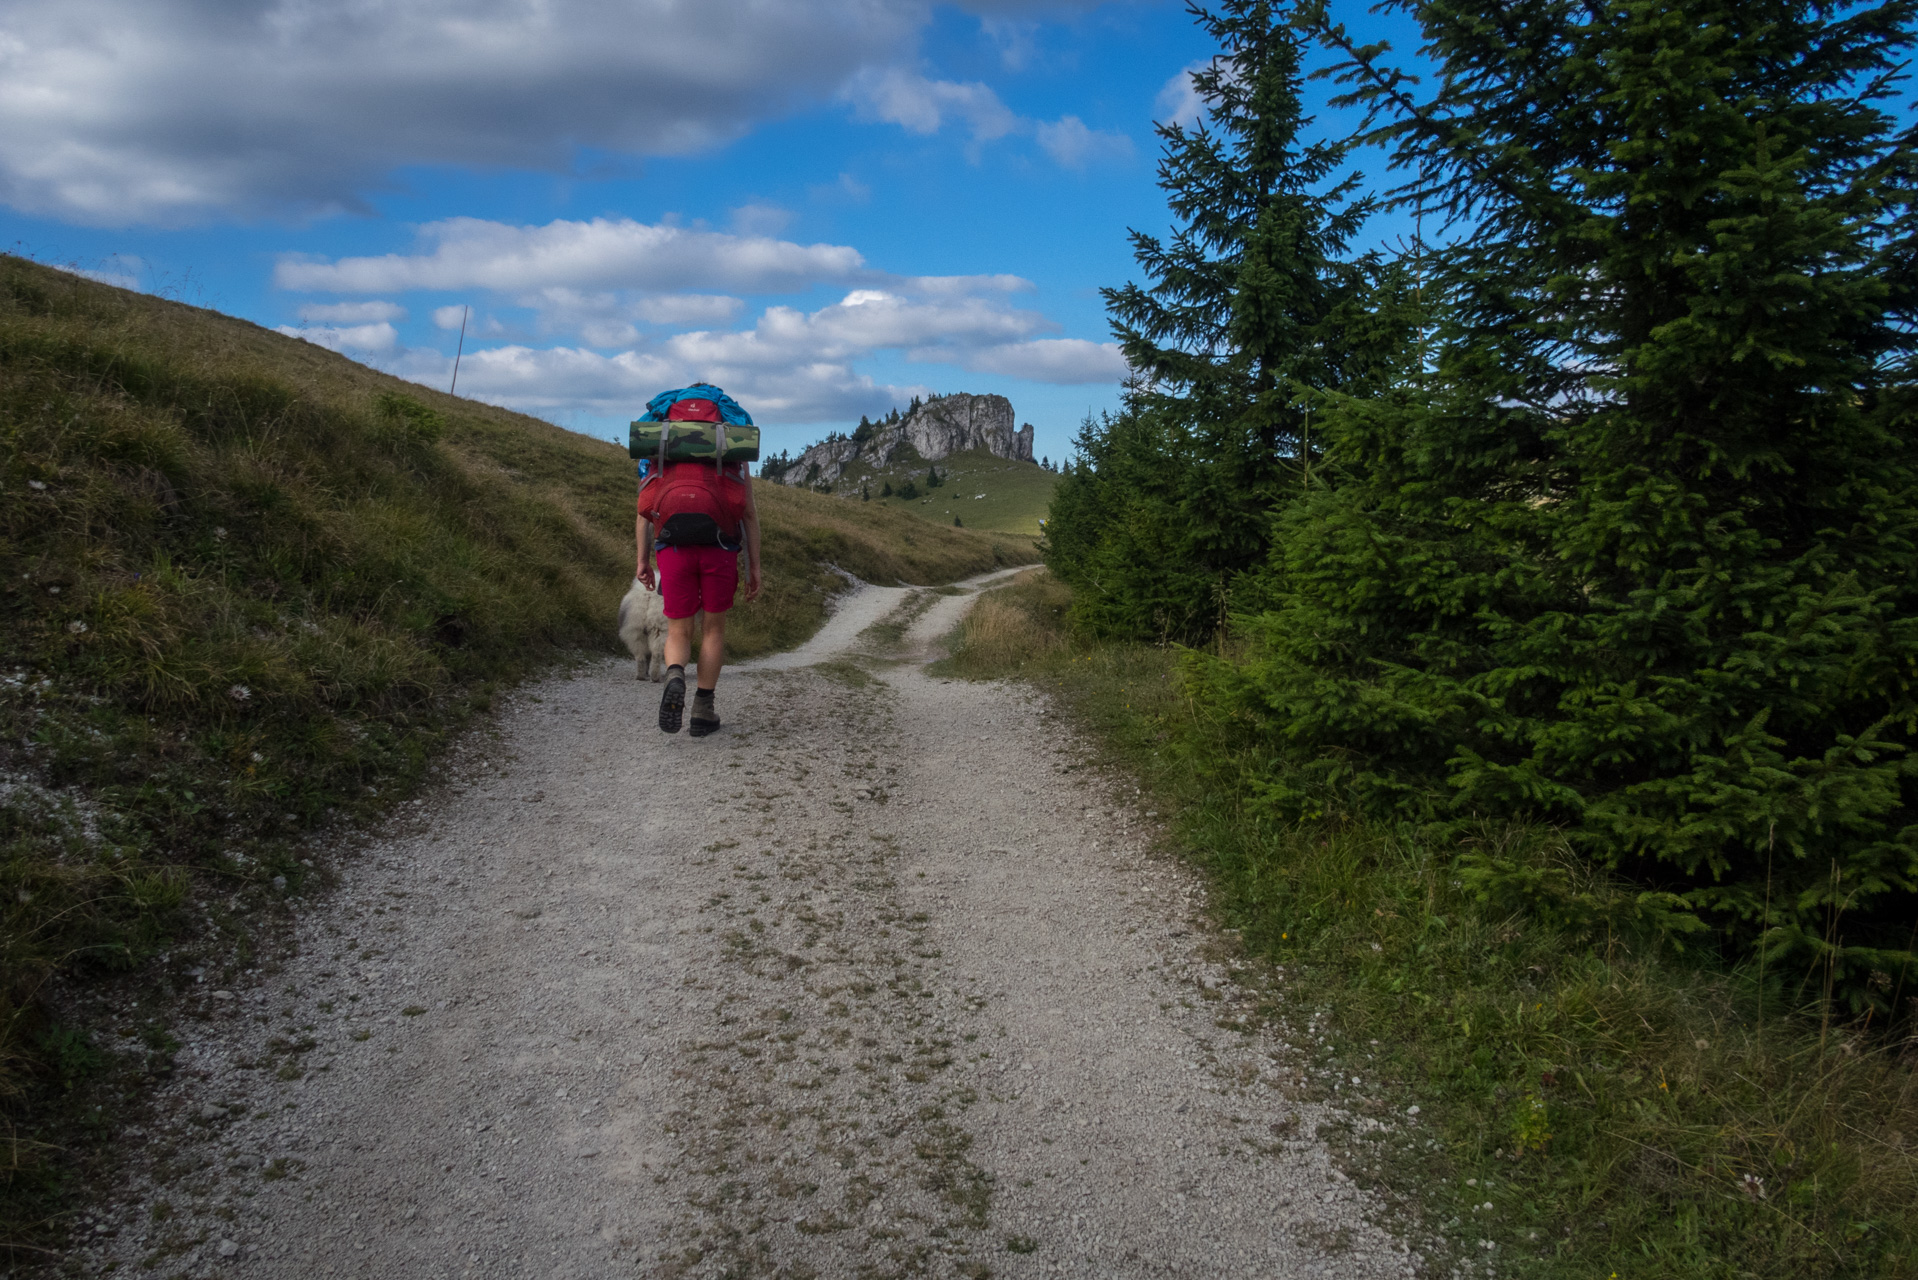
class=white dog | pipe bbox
[617,577,670,681]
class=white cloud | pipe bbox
[0,0,1134,224]
[516,287,745,346]
[956,338,1129,384]
[909,273,1033,296]
[523,291,642,348]
[1155,60,1211,129]
[263,214,1112,421]
[415,342,923,424]
[658,289,1052,374]
[844,68,1021,141]
[297,300,405,324]
[844,69,1131,168]
[427,345,675,408]
[274,321,399,354]
[1035,116,1134,169]
[0,0,932,224]
[731,203,794,236]
[275,217,1039,318]
[843,65,1135,168]
[372,282,1105,422]
[814,172,872,203]
[276,217,867,295]
[432,305,470,331]
[979,17,1040,71]
[635,294,747,326]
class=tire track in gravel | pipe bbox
[76,575,1422,1280]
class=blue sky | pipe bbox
[0,0,1415,464]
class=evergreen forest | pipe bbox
[1046,0,1918,1016]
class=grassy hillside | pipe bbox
[808,447,1059,536]
[0,255,1031,1252]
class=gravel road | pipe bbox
[78,575,1421,1280]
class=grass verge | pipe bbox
[946,569,1918,1280]
[0,255,1033,1256]
[936,568,1071,676]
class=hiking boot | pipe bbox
[658,667,686,733]
[688,689,721,738]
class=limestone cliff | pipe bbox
[770,393,1035,487]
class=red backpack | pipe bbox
[638,398,748,545]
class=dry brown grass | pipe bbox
[938,568,1074,676]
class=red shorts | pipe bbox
[657,545,739,619]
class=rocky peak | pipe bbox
[768,393,1035,487]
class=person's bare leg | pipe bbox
[665,615,696,670]
[696,612,727,691]
[688,613,729,737]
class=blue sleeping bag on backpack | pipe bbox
[640,383,753,425]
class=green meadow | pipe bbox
[808,447,1060,536]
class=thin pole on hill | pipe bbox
[449,306,469,396]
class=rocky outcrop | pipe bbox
[772,393,1035,487]
[900,393,1032,464]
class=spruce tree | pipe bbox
[1047,0,1411,641]
[1232,0,1918,1000]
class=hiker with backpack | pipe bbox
[633,384,763,737]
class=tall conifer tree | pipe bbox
[1228,0,1918,999]
[1045,0,1410,641]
